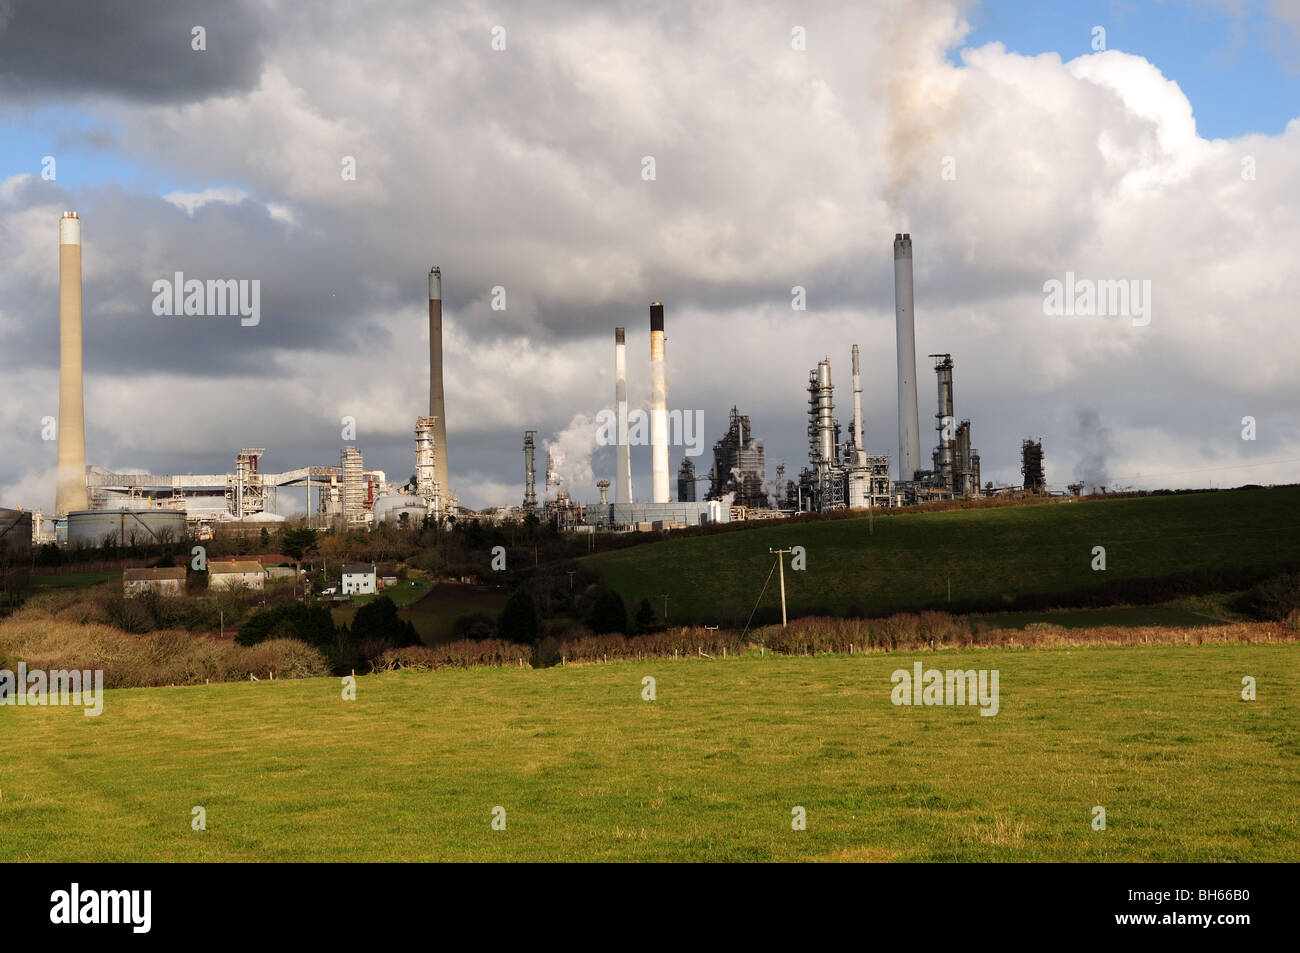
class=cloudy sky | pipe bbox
[2,0,1298,512]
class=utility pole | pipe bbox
[662,593,669,622]
[769,547,792,627]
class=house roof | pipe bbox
[208,559,266,575]
[123,567,186,582]
[342,563,375,575]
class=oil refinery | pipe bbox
[13,211,1061,548]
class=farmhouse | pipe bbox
[208,559,266,590]
[123,566,186,597]
[341,563,376,595]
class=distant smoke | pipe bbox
[1073,408,1115,489]
[544,412,600,495]
[760,476,785,507]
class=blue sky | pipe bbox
[0,106,188,192]
[957,0,1300,138]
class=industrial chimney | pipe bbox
[428,267,450,501]
[931,353,955,491]
[614,327,632,504]
[851,343,866,467]
[522,430,537,511]
[55,212,86,517]
[649,302,669,503]
[894,233,921,482]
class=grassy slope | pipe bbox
[398,584,509,644]
[331,583,508,644]
[584,488,1300,624]
[30,570,121,590]
[2,644,1296,861]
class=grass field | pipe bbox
[29,570,121,590]
[3,643,1296,861]
[585,488,1300,624]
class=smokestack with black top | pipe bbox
[428,267,450,501]
[894,233,921,481]
[649,302,669,503]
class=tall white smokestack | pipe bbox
[649,302,669,503]
[614,327,632,503]
[851,343,866,467]
[894,233,921,481]
[428,266,450,502]
[55,211,86,517]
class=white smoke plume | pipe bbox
[544,411,600,496]
[1073,408,1115,491]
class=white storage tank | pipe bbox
[66,508,187,548]
[372,494,429,525]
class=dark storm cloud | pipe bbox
[0,0,265,103]
[0,177,400,377]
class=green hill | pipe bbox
[583,487,1300,625]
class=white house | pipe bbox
[208,559,266,590]
[341,563,377,595]
[123,566,186,597]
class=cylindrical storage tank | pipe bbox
[372,495,429,524]
[0,508,33,559]
[66,509,188,548]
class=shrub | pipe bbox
[1235,571,1300,621]
[499,589,540,643]
[105,595,154,634]
[634,598,656,633]
[451,613,498,640]
[372,639,532,672]
[588,589,629,635]
[352,596,419,647]
[237,602,335,647]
